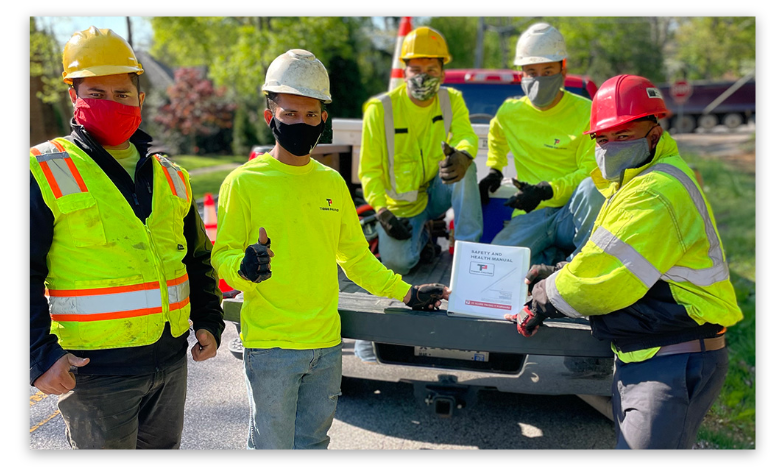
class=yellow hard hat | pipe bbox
[400,27,452,65]
[62,26,143,84]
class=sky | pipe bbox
[35,16,155,50]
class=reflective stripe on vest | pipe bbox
[155,154,189,201]
[30,141,88,198]
[48,274,190,322]
[546,162,731,318]
[379,87,452,202]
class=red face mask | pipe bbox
[73,97,142,147]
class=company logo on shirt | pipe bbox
[544,137,567,150]
[320,198,339,212]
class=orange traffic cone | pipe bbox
[202,192,235,294]
[203,193,217,243]
[389,17,413,91]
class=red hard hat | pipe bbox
[586,74,669,135]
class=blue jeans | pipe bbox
[57,355,187,449]
[612,348,729,449]
[243,343,342,449]
[491,177,604,266]
[377,164,483,275]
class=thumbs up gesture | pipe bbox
[238,227,275,283]
[438,141,473,185]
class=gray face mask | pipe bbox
[595,129,656,181]
[406,73,441,101]
[520,73,565,108]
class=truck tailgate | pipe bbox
[222,251,612,359]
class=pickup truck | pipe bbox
[225,69,615,419]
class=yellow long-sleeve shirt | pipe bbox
[358,83,478,218]
[211,153,411,349]
[486,92,596,212]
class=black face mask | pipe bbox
[269,116,325,157]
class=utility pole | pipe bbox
[474,17,485,69]
[126,17,133,49]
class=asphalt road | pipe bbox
[29,323,615,450]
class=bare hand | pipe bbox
[191,329,217,361]
[33,353,90,395]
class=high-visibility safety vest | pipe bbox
[30,137,193,350]
[544,133,743,363]
[378,86,452,203]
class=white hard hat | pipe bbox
[513,23,568,66]
[262,49,332,104]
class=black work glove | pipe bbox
[438,141,474,184]
[478,168,503,205]
[525,261,568,295]
[238,228,274,283]
[377,208,413,240]
[504,179,553,213]
[405,283,448,311]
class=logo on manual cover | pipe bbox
[469,261,494,276]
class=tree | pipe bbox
[672,17,755,81]
[150,17,392,153]
[425,17,667,86]
[30,18,71,140]
[154,67,235,155]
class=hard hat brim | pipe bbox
[63,65,144,84]
[514,55,566,66]
[262,84,332,104]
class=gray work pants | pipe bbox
[612,347,728,449]
[57,355,188,449]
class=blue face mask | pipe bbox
[594,127,657,181]
[520,73,564,108]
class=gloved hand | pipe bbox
[478,168,503,205]
[404,283,450,311]
[504,304,548,337]
[238,227,274,283]
[438,141,473,184]
[525,261,568,295]
[504,179,553,213]
[377,208,413,240]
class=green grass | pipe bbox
[165,155,248,200]
[168,154,247,171]
[683,152,756,449]
[183,150,757,448]
[189,169,235,201]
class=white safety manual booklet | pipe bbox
[447,241,531,320]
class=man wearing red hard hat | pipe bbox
[507,74,743,449]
